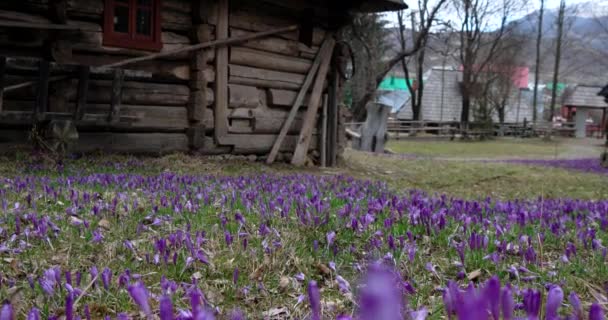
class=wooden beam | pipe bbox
[108,69,124,123]
[49,0,68,23]
[34,60,50,120]
[0,56,5,113]
[101,24,299,70]
[320,94,328,167]
[214,0,230,140]
[0,20,89,31]
[291,37,335,166]
[328,71,339,167]
[265,37,332,164]
[74,66,90,120]
[5,76,69,93]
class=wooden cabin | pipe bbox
[0,0,406,165]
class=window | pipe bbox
[103,0,162,51]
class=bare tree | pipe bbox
[548,0,566,121]
[451,0,525,129]
[348,0,448,121]
[532,0,544,122]
[397,0,431,122]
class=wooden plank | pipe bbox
[0,20,88,30]
[266,37,332,164]
[100,24,299,69]
[320,94,328,167]
[0,56,5,113]
[77,132,188,154]
[34,60,50,120]
[108,69,124,123]
[328,71,338,167]
[268,88,310,108]
[229,65,305,87]
[74,65,89,120]
[229,84,262,108]
[85,105,189,130]
[215,0,229,139]
[291,37,335,166]
[230,47,312,74]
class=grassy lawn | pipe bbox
[0,151,607,318]
[386,137,605,159]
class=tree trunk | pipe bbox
[549,0,565,121]
[532,0,544,122]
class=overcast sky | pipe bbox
[383,0,590,28]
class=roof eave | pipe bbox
[356,0,408,12]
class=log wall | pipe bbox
[0,0,341,161]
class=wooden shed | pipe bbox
[562,85,607,138]
[0,0,406,165]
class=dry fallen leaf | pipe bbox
[98,218,111,230]
[467,269,482,281]
[279,276,290,291]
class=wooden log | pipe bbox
[71,23,192,59]
[77,132,188,154]
[214,0,230,139]
[328,72,339,166]
[108,69,124,123]
[230,47,312,74]
[0,56,5,112]
[228,106,308,134]
[229,65,304,90]
[227,6,324,45]
[100,24,299,69]
[85,80,195,106]
[49,0,67,23]
[85,104,188,130]
[34,60,50,119]
[74,65,89,120]
[229,84,263,108]
[229,28,299,56]
[266,37,331,164]
[320,94,327,167]
[292,37,335,166]
[232,134,318,155]
[72,53,191,81]
[267,88,310,108]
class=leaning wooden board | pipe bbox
[291,37,335,166]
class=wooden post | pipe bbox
[214,0,230,141]
[74,66,90,120]
[602,107,607,139]
[266,37,333,164]
[34,60,51,121]
[327,72,339,167]
[108,69,124,123]
[0,56,5,113]
[291,37,336,166]
[320,94,328,167]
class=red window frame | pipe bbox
[103,0,162,51]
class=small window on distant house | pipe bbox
[103,0,162,51]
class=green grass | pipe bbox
[386,137,604,159]
[344,149,608,200]
[1,151,607,318]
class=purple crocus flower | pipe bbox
[233,268,239,285]
[589,303,604,320]
[229,309,245,320]
[327,231,336,246]
[501,286,514,320]
[307,281,321,320]
[127,281,151,318]
[545,285,563,320]
[485,276,501,320]
[65,292,74,320]
[523,289,541,320]
[101,268,112,290]
[569,292,583,320]
[159,295,173,320]
[0,304,12,320]
[26,308,40,320]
